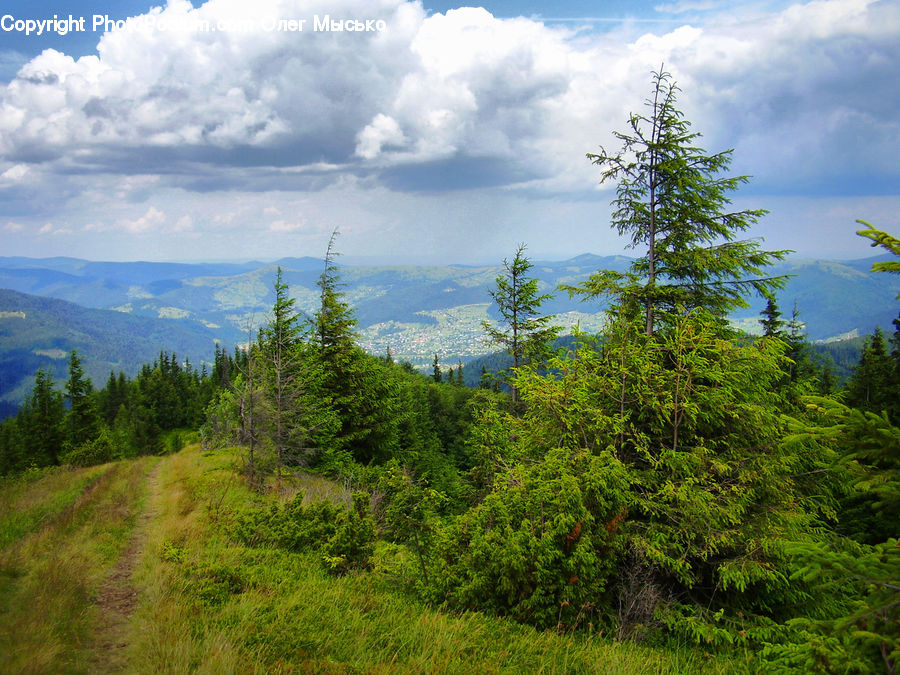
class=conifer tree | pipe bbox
[432,353,442,383]
[313,231,398,462]
[64,350,99,448]
[482,244,559,403]
[759,296,786,338]
[258,267,305,487]
[582,67,788,334]
[479,364,492,390]
[845,328,895,417]
[23,368,65,466]
[316,230,358,358]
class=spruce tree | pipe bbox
[759,296,785,338]
[316,230,357,358]
[23,368,65,466]
[432,353,442,383]
[482,243,560,403]
[845,328,894,416]
[313,231,398,463]
[258,267,306,487]
[64,350,99,448]
[582,67,789,334]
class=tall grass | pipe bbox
[0,458,155,673]
[0,463,108,548]
[124,445,745,674]
[0,446,751,672]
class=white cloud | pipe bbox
[173,215,194,232]
[0,0,897,263]
[0,163,29,181]
[268,219,307,233]
[120,206,166,233]
[0,0,895,195]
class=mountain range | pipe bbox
[1,253,897,414]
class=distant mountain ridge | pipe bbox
[0,252,897,413]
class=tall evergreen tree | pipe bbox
[23,368,65,467]
[64,350,99,448]
[482,244,560,403]
[581,67,788,335]
[316,230,358,358]
[845,328,895,417]
[759,296,786,338]
[258,267,331,485]
[432,353,442,383]
[313,231,398,463]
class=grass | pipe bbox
[0,457,156,673]
[0,463,108,548]
[0,447,751,673]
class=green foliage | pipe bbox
[19,368,65,469]
[431,447,629,631]
[323,492,376,575]
[228,490,375,576]
[375,461,448,586]
[60,427,116,467]
[185,562,247,608]
[229,493,343,552]
[64,350,100,449]
[582,67,788,334]
[760,396,900,672]
[461,310,832,640]
[759,296,785,338]
[845,328,899,424]
[857,220,900,294]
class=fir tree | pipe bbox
[64,350,99,448]
[258,267,307,487]
[759,296,786,338]
[482,243,560,403]
[313,231,399,463]
[845,328,895,417]
[23,368,65,467]
[432,353,442,383]
[479,364,492,390]
[581,67,788,334]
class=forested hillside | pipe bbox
[1,250,896,370]
[0,289,223,417]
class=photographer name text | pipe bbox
[1,13,386,36]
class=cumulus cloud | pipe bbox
[0,0,896,197]
[120,206,166,233]
[0,0,897,263]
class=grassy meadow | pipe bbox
[0,446,750,673]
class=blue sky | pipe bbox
[0,0,897,263]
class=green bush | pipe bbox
[229,493,344,552]
[227,491,375,575]
[60,429,116,467]
[323,492,376,575]
[430,447,629,630]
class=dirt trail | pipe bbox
[87,459,161,671]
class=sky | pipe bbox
[0,0,897,264]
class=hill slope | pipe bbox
[0,445,738,673]
[0,289,223,412]
[1,252,897,378]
